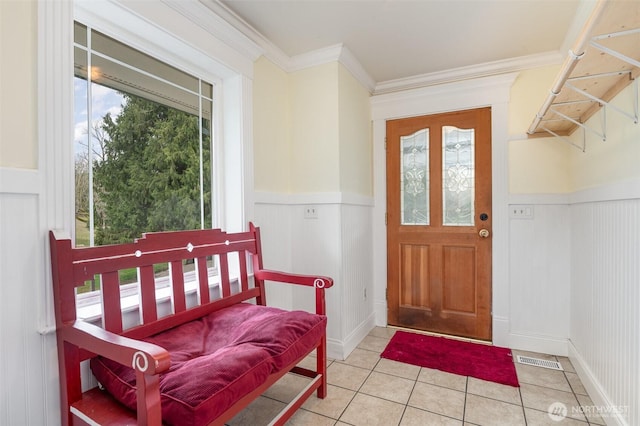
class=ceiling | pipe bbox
[216,0,583,85]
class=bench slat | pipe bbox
[219,254,231,298]
[139,265,158,323]
[239,252,249,292]
[101,271,122,333]
[196,256,210,304]
[170,260,186,313]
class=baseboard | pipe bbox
[568,340,627,426]
[374,299,387,327]
[343,312,377,359]
[326,312,376,361]
[506,331,569,356]
[492,316,510,347]
[326,337,343,361]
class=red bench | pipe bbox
[49,223,333,425]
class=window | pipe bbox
[74,22,214,249]
[73,22,216,295]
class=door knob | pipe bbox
[479,229,490,238]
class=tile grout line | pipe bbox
[461,375,469,424]
[560,359,593,425]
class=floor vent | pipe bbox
[516,355,563,371]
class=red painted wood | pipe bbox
[101,271,122,333]
[219,253,231,298]
[71,387,137,425]
[60,340,82,426]
[316,335,328,398]
[139,265,158,323]
[239,252,249,292]
[250,223,267,306]
[49,223,331,425]
[136,371,162,425]
[196,256,210,304]
[169,260,186,313]
[65,321,170,375]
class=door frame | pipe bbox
[371,73,517,346]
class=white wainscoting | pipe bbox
[0,169,59,425]
[507,199,571,355]
[509,180,639,426]
[338,203,375,357]
[568,185,640,426]
[254,192,375,360]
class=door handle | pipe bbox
[479,229,490,238]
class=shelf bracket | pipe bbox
[565,74,638,124]
[548,107,606,141]
[541,125,586,152]
[590,28,640,69]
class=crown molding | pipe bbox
[374,50,563,95]
[288,44,376,92]
[164,0,263,62]
[288,44,344,72]
[337,45,376,93]
[197,0,562,95]
[199,0,290,69]
[200,1,376,92]
[76,0,256,78]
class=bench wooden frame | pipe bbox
[49,223,333,425]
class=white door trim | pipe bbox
[370,73,517,345]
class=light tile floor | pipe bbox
[228,327,604,426]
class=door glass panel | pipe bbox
[442,126,474,226]
[401,129,429,225]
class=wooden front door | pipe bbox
[386,107,492,340]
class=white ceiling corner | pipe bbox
[203,0,583,93]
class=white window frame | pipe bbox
[73,0,257,235]
[73,21,217,246]
[38,0,257,329]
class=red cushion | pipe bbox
[90,303,327,425]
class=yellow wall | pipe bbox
[289,63,340,193]
[508,66,572,194]
[569,83,640,191]
[0,0,37,169]
[338,65,372,196]
[254,59,373,195]
[253,57,291,192]
[509,136,572,194]
[507,66,640,194]
[509,65,559,136]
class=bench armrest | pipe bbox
[254,269,333,289]
[62,320,171,375]
[254,269,333,316]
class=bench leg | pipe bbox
[317,337,328,399]
[59,340,82,426]
[136,371,163,425]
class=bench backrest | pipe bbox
[49,223,267,345]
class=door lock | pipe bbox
[479,229,490,238]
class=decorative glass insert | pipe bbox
[401,129,429,225]
[442,126,475,226]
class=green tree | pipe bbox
[94,94,211,245]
